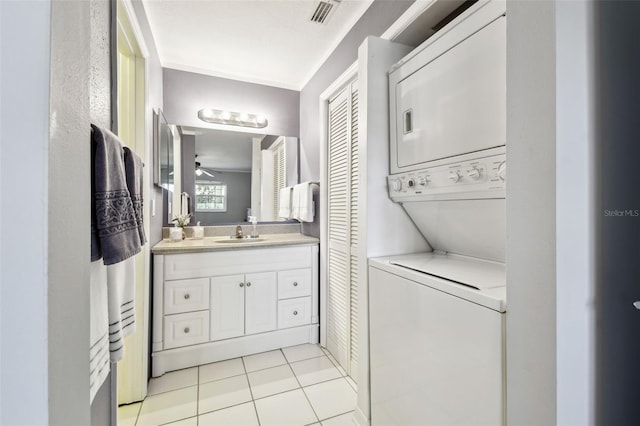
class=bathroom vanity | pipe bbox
[151,233,319,377]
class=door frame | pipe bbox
[114,0,151,405]
[318,62,358,350]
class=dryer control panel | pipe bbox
[388,152,506,202]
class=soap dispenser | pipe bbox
[249,216,259,238]
[193,221,204,240]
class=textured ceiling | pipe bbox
[142,0,374,90]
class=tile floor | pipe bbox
[118,344,357,426]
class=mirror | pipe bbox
[172,125,299,225]
[153,109,175,223]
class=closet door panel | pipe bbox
[326,81,359,378]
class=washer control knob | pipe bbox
[416,176,427,186]
[497,162,507,181]
[407,178,416,189]
[448,171,460,183]
[389,178,402,192]
[467,168,481,180]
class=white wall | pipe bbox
[355,36,428,425]
[0,1,52,423]
[1,0,93,424]
[163,68,300,138]
[507,0,598,424]
[506,1,557,424]
[48,1,92,422]
[299,1,414,182]
[555,1,596,424]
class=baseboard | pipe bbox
[152,324,319,376]
[353,405,370,426]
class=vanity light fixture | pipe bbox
[197,108,268,128]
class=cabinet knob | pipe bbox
[293,310,298,316]
[184,293,190,300]
[246,282,252,287]
[293,282,298,287]
[239,282,244,287]
[184,327,190,334]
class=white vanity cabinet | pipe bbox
[152,244,319,377]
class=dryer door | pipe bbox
[393,15,506,170]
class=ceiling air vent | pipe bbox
[309,0,340,25]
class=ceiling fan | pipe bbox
[194,155,221,178]
[195,161,216,178]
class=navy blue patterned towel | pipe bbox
[91,124,142,264]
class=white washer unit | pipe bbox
[369,1,507,425]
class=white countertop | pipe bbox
[152,233,319,254]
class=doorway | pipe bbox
[115,0,150,405]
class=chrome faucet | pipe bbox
[235,225,244,238]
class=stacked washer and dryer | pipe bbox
[368,1,507,425]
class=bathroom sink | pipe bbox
[215,238,265,243]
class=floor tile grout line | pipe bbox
[289,358,321,425]
[134,385,200,426]
[250,371,349,403]
[157,414,198,426]
[284,352,327,365]
[134,402,142,426]
[197,400,258,422]
[315,409,355,424]
[289,354,332,369]
[289,355,344,388]
[137,345,337,425]
[242,355,262,426]
[199,371,247,387]
[196,365,200,426]
[243,349,290,374]
[244,360,289,374]
[302,377,357,422]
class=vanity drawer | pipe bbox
[164,246,313,280]
[164,278,210,314]
[278,297,311,329]
[277,268,311,300]
[164,311,209,349]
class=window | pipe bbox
[196,182,227,212]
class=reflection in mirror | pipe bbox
[175,126,298,225]
[154,109,175,223]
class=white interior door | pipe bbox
[326,80,359,379]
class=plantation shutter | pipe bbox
[326,80,359,380]
[349,87,359,375]
[271,139,286,219]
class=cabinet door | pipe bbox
[210,274,245,341]
[244,272,277,335]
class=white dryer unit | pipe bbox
[369,1,507,425]
[389,0,506,175]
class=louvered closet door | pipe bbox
[272,140,286,219]
[326,80,359,380]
